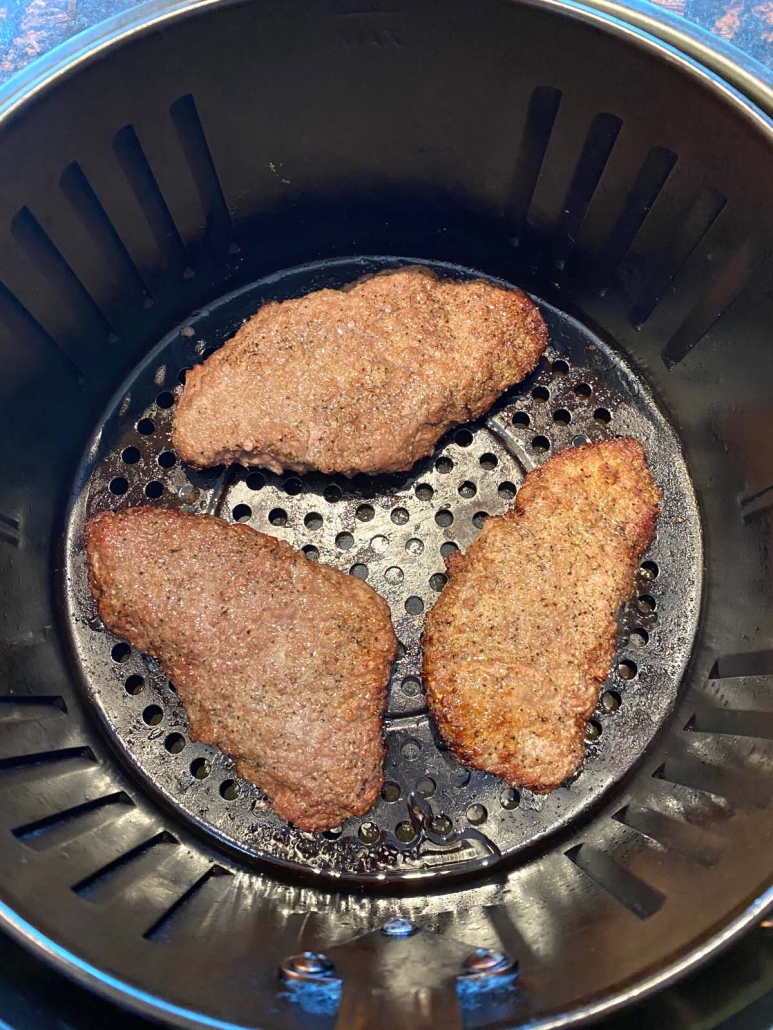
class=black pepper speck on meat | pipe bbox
[422,438,660,792]
[172,266,548,475]
[85,508,397,831]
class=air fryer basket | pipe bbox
[0,0,772,1027]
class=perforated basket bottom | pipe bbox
[64,256,702,884]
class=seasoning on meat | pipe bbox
[422,438,660,792]
[172,266,548,476]
[85,508,397,831]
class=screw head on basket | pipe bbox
[280,951,336,982]
[461,948,511,977]
[381,917,420,937]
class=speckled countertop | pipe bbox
[1,0,773,86]
[680,0,773,62]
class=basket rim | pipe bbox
[1,0,773,127]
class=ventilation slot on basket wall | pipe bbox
[740,485,773,523]
[13,792,133,851]
[661,240,755,369]
[143,865,232,942]
[11,207,116,344]
[628,186,727,328]
[685,708,773,739]
[0,513,21,549]
[113,124,192,277]
[566,843,666,920]
[709,650,773,679]
[506,86,562,238]
[170,95,235,257]
[0,279,83,378]
[590,145,677,291]
[653,756,769,809]
[0,746,96,778]
[551,113,622,272]
[613,804,721,867]
[483,903,530,967]
[0,695,67,722]
[73,830,178,902]
[60,161,153,312]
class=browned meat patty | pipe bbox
[172,267,548,475]
[422,438,659,792]
[85,508,397,831]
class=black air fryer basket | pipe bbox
[1,0,772,1026]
